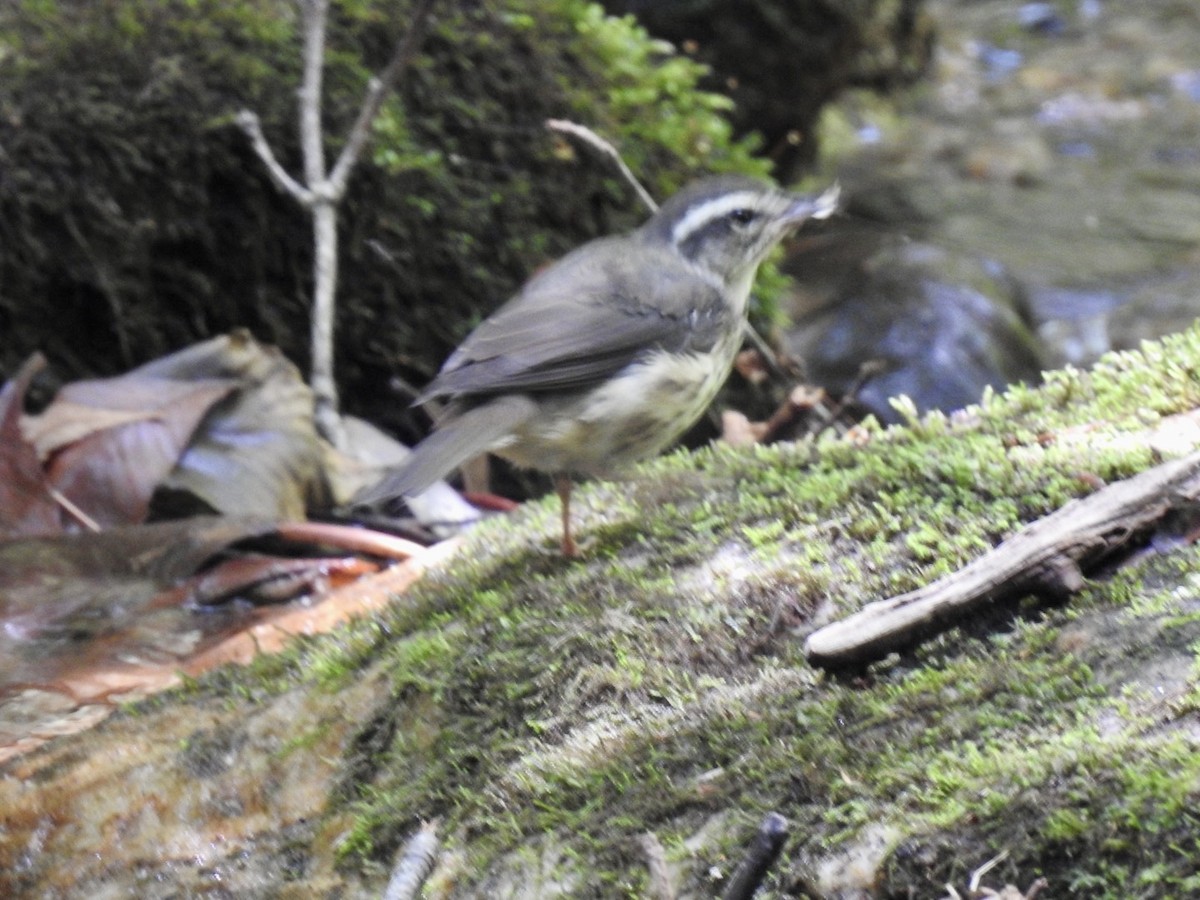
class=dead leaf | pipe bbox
[0,355,61,537]
[25,378,236,528]
[734,348,772,385]
[721,409,767,448]
[5,332,328,535]
[147,331,326,520]
[25,376,234,457]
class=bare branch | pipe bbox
[310,202,343,444]
[722,812,790,900]
[298,0,330,189]
[805,448,1200,668]
[241,0,437,445]
[327,0,439,198]
[382,821,440,900]
[235,110,315,204]
[545,119,659,214]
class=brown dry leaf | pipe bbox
[26,378,237,528]
[734,347,772,385]
[146,331,325,521]
[721,409,767,447]
[0,355,61,537]
[22,403,152,459]
[4,332,331,539]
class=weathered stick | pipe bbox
[805,449,1200,668]
[639,831,676,900]
[382,820,439,900]
[722,812,790,900]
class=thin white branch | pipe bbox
[298,0,330,189]
[239,0,437,446]
[327,0,438,198]
[310,201,343,445]
[382,821,439,900]
[545,119,659,214]
[48,487,101,532]
[235,110,315,204]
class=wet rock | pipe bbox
[1024,285,1127,367]
[1018,3,1067,35]
[973,42,1025,81]
[1109,269,1200,351]
[959,122,1055,184]
[599,0,934,178]
[784,241,1044,422]
[810,0,1200,373]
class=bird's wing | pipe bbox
[419,239,731,400]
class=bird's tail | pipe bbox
[354,395,537,504]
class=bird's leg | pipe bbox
[554,473,578,557]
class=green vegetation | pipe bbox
[0,0,766,410]
[181,324,1200,895]
[8,2,1200,892]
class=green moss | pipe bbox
[276,723,333,759]
[134,325,1200,893]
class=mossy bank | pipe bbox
[5,326,1200,897]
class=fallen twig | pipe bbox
[943,849,1047,900]
[969,850,1008,893]
[639,831,676,900]
[382,820,439,900]
[722,812,790,900]
[806,449,1200,668]
[48,487,101,532]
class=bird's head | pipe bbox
[639,175,839,287]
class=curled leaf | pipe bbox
[25,377,236,528]
[148,331,326,521]
[0,355,60,537]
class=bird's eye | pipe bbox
[729,208,756,225]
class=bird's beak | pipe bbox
[783,182,841,226]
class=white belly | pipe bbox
[496,336,740,476]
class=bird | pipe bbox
[358,175,839,556]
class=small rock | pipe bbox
[1018,3,1067,35]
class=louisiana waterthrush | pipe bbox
[360,175,838,555]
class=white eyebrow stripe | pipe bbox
[669,190,768,246]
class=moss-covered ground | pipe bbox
[205,324,1200,897]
